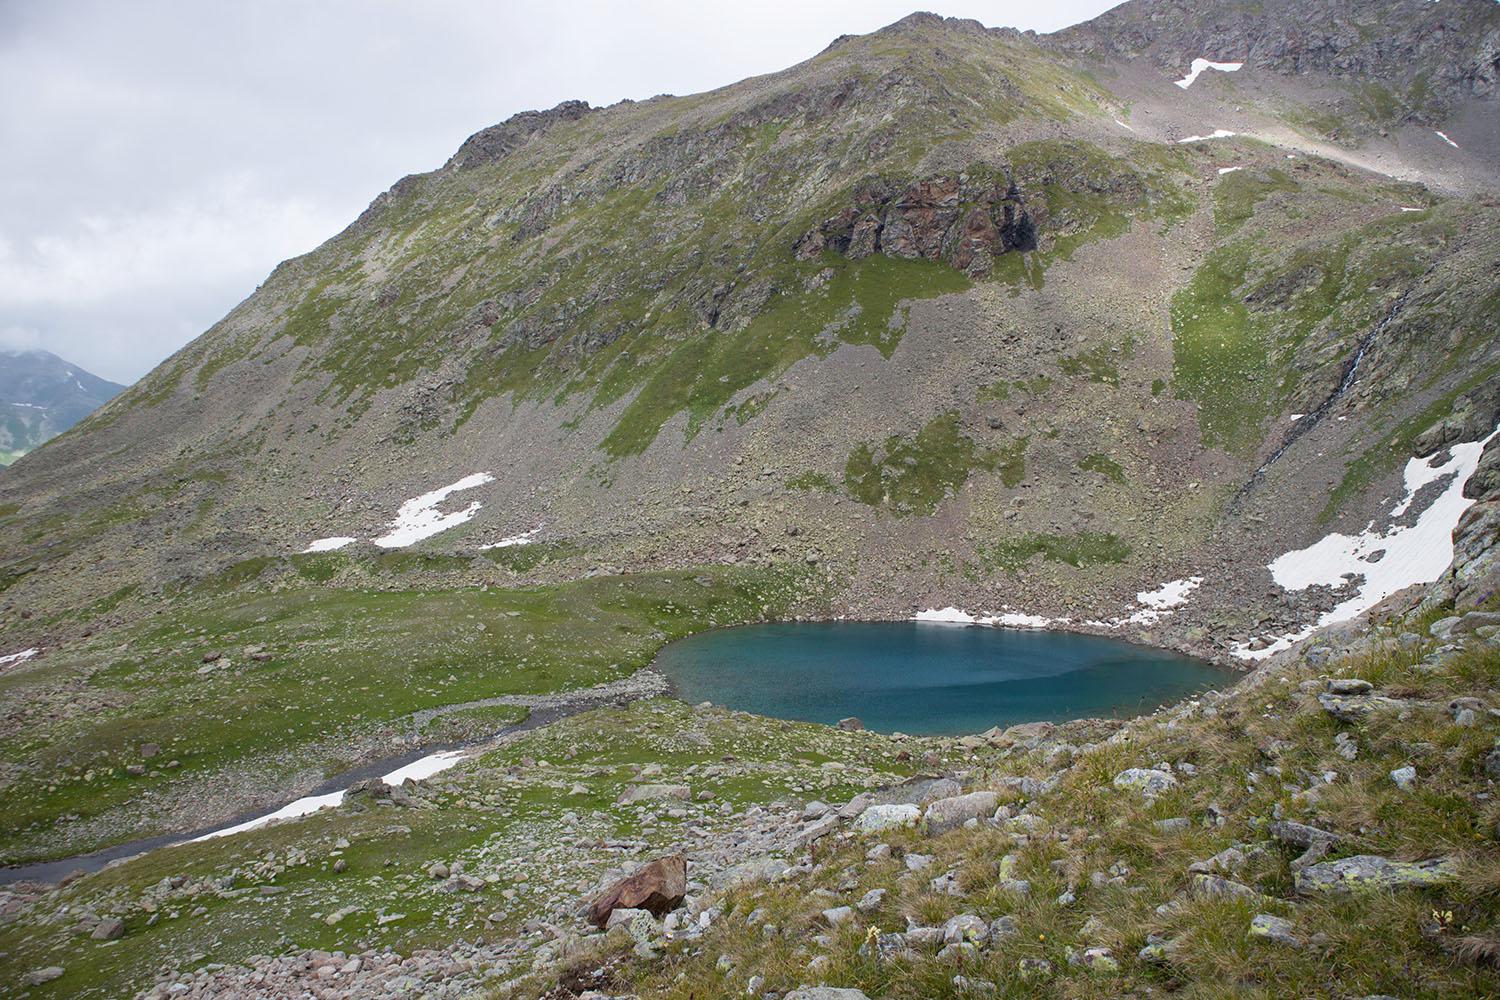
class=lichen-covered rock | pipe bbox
[1017,957,1054,979]
[1294,854,1457,894]
[1190,874,1273,904]
[1248,913,1301,947]
[853,803,920,833]
[942,913,990,945]
[1317,692,1407,722]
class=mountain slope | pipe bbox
[0,350,125,465]
[0,5,1498,997]
[3,4,1496,663]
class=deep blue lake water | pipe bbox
[654,621,1233,736]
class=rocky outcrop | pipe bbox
[446,100,593,171]
[1052,0,1500,121]
[794,174,1038,277]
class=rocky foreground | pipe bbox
[3,593,1498,999]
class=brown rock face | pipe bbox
[587,853,688,927]
[793,173,1035,276]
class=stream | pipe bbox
[0,674,666,886]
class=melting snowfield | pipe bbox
[1235,425,1500,660]
[1178,129,1237,143]
[302,536,355,553]
[1175,58,1243,89]
[479,526,542,550]
[915,577,1206,632]
[0,647,39,668]
[374,473,496,548]
[296,472,505,552]
[195,749,469,841]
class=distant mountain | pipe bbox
[0,349,125,465]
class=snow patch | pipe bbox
[914,607,982,625]
[0,647,39,667]
[303,536,356,553]
[1399,206,1424,212]
[1289,413,1305,422]
[913,607,1058,629]
[1174,58,1243,89]
[1137,577,1204,610]
[197,749,470,841]
[1217,166,1243,175]
[1233,424,1500,660]
[1177,129,1237,143]
[1434,130,1459,149]
[1112,118,1135,132]
[380,749,467,785]
[479,527,542,550]
[373,473,495,548]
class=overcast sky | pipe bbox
[0,0,1121,385]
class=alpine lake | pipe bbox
[654,621,1235,736]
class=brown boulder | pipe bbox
[588,853,687,927]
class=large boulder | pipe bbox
[617,784,690,805]
[1294,854,1457,894]
[922,791,999,836]
[587,854,687,927]
[853,803,921,833]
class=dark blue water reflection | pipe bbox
[654,621,1232,736]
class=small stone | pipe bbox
[1248,913,1301,947]
[27,966,65,985]
[856,888,886,913]
[836,717,865,731]
[1154,817,1190,833]
[1189,874,1271,904]
[428,863,449,879]
[332,858,347,873]
[1017,957,1053,979]
[1112,767,1177,799]
[1326,677,1372,695]
[802,800,829,821]
[1390,765,1417,791]
[821,905,854,926]
[1455,708,1477,727]
[1079,947,1119,973]
[140,743,159,759]
[324,906,358,925]
[942,913,989,945]
[784,987,867,1000]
